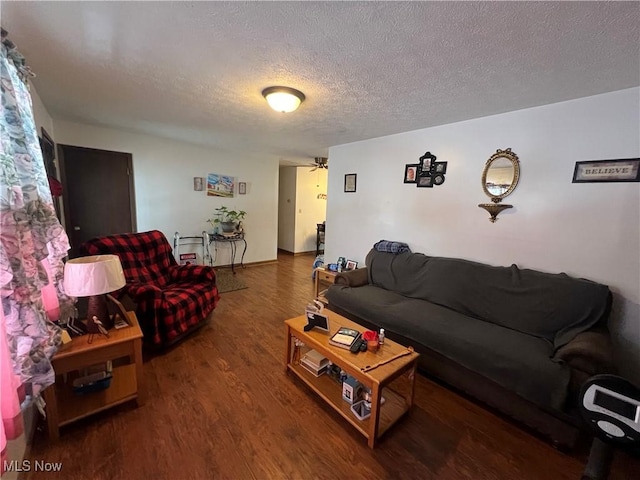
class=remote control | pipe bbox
[350,336,365,353]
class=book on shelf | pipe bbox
[329,327,361,350]
[300,358,329,377]
[302,349,329,370]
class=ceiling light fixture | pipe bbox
[262,86,305,113]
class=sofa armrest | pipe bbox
[335,267,369,287]
[124,282,163,300]
[168,264,216,283]
[553,330,616,375]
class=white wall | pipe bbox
[326,88,640,382]
[53,120,279,265]
[295,167,327,252]
[278,167,297,252]
[30,84,54,137]
[31,84,66,223]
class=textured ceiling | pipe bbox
[2,1,639,165]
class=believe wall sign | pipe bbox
[572,158,640,183]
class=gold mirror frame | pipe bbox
[478,148,520,222]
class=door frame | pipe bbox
[58,144,137,238]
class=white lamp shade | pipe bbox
[63,255,126,297]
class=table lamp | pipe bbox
[63,255,126,332]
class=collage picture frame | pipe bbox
[405,151,447,189]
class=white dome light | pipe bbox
[262,86,305,113]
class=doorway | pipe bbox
[277,166,327,254]
[59,145,136,258]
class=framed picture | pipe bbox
[434,161,448,174]
[238,182,247,194]
[337,256,346,269]
[344,173,357,193]
[433,173,445,186]
[419,151,437,175]
[404,164,419,184]
[345,260,358,270]
[572,158,640,183]
[417,175,433,188]
[207,173,235,197]
[193,177,204,191]
[106,294,131,327]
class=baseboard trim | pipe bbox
[214,259,278,269]
[277,248,316,257]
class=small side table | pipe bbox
[314,267,338,299]
[209,233,247,274]
[43,311,144,440]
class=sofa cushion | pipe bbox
[365,249,610,348]
[327,284,571,410]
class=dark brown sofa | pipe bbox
[326,249,615,448]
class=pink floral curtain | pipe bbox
[1,29,73,467]
[1,307,24,470]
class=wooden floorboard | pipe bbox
[25,253,638,479]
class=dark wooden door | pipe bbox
[59,145,136,258]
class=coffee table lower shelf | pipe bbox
[287,362,410,441]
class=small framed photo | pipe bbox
[305,311,330,333]
[434,162,448,174]
[404,164,419,184]
[344,173,357,193]
[106,294,131,327]
[238,182,247,194]
[572,158,640,183]
[417,175,434,188]
[345,260,358,270]
[419,151,437,174]
[433,173,445,186]
[337,256,346,269]
[193,177,204,191]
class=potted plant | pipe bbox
[207,206,246,234]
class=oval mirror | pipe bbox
[481,148,520,202]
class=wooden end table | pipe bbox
[314,267,338,299]
[43,311,144,440]
[284,310,419,447]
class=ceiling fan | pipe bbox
[308,157,328,171]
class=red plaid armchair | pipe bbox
[82,230,219,347]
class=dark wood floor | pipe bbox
[26,253,637,479]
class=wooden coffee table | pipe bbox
[284,310,419,447]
